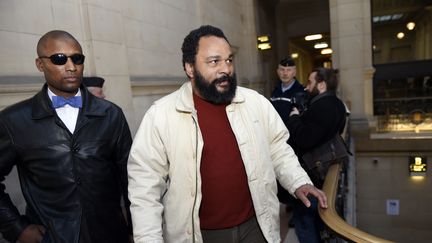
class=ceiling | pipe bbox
[273,0,331,62]
[271,0,432,63]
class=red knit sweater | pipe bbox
[193,93,254,229]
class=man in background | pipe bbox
[270,57,307,123]
[270,58,307,210]
[83,76,106,99]
[286,67,347,243]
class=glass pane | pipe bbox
[372,0,432,64]
[371,0,432,132]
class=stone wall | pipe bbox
[0,0,263,133]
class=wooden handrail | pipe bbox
[318,163,394,243]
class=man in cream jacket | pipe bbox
[128,25,327,243]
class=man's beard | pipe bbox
[194,70,237,105]
[308,85,320,98]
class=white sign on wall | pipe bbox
[386,199,399,215]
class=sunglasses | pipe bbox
[39,53,85,65]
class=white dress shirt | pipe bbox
[48,88,81,133]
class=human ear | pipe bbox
[185,63,195,79]
[35,58,44,72]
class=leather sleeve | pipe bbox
[0,118,30,242]
[113,110,133,234]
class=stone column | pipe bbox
[80,1,135,130]
[329,0,374,124]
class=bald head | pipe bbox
[37,30,81,56]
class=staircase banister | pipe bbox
[318,163,394,243]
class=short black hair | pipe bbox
[181,25,230,71]
[313,67,339,91]
[83,76,105,88]
[279,57,295,67]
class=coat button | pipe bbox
[76,177,81,185]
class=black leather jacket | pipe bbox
[286,91,347,187]
[0,84,132,243]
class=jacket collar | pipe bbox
[31,83,108,120]
[175,81,245,113]
[309,91,336,105]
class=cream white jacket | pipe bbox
[128,82,312,243]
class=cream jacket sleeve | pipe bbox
[128,105,167,243]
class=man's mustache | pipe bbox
[212,75,234,85]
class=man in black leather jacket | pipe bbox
[0,30,132,243]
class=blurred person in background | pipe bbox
[83,76,106,99]
[286,67,348,243]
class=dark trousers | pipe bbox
[201,216,266,243]
[293,196,325,243]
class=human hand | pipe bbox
[290,107,300,116]
[18,224,46,243]
[294,184,328,208]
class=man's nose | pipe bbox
[218,60,233,75]
[64,57,77,72]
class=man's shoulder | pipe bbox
[88,98,128,119]
[234,86,272,108]
[0,96,35,119]
[237,86,260,95]
[155,88,182,104]
[311,94,345,113]
[236,86,265,100]
[272,80,305,98]
[151,82,191,108]
[292,80,306,91]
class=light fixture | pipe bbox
[323,61,332,68]
[411,110,424,125]
[314,42,328,49]
[321,48,333,55]
[257,43,271,50]
[257,35,269,42]
[373,13,403,23]
[409,156,427,177]
[257,35,271,50]
[291,53,299,59]
[406,22,415,30]
[380,15,392,21]
[397,32,405,39]
[391,13,403,20]
[305,34,322,41]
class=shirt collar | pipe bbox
[47,88,82,101]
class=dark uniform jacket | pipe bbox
[270,80,307,123]
[286,91,346,187]
[270,80,307,203]
[0,84,132,243]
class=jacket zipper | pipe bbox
[191,115,199,243]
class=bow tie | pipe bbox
[52,96,82,108]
